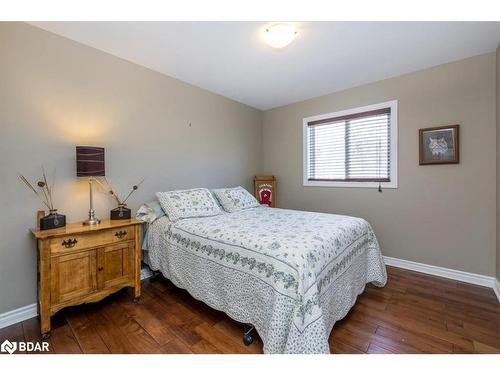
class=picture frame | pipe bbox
[419,125,459,165]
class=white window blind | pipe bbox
[306,107,391,182]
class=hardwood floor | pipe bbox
[1,266,499,354]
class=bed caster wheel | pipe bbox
[243,324,254,346]
[243,333,254,346]
[41,333,50,340]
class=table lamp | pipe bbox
[76,146,105,225]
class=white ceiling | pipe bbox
[30,22,499,110]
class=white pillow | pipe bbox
[135,201,166,223]
[156,188,222,222]
[212,186,260,213]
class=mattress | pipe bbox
[143,206,387,353]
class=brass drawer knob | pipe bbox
[62,238,78,248]
[115,230,127,239]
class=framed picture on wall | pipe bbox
[419,125,459,165]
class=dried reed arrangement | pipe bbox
[19,168,56,211]
[95,177,144,206]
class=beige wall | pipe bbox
[0,22,498,316]
[497,43,500,282]
[0,23,262,314]
[262,53,496,277]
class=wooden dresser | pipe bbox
[31,219,142,338]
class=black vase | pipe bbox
[40,209,66,230]
[110,204,131,220]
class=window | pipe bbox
[303,100,398,188]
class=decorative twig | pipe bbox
[122,179,145,204]
[51,168,56,206]
[42,166,54,210]
[94,177,108,193]
[103,177,122,205]
[41,166,53,210]
[19,173,52,210]
[96,177,144,205]
[95,177,121,205]
[37,180,50,210]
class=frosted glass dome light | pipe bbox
[263,23,298,49]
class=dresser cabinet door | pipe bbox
[50,250,98,304]
[97,242,134,289]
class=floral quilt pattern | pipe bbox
[144,206,387,353]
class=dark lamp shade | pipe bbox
[76,146,105,177]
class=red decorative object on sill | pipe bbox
[254,176,276,208]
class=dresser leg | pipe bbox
[40,311,51,339]
[38,240,51,340]
[133,225,142,304]
[133,287,141,303]
[132,283,141,303]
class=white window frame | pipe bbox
[303,100,398,189]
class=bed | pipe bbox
[141,203,387,354]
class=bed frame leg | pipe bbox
[243,324,254,346]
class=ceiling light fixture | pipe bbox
[263,23,298,49]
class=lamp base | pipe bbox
[82,218,101,226]
[82,207,100,226]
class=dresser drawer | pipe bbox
[49,226,135,254]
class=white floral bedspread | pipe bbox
[144,206,387,353]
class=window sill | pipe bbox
[303,180,398,189]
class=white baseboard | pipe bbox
[0,268,154,330]
[0,303,37,330]
[384,256,497,292]
[494,279,500,303]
